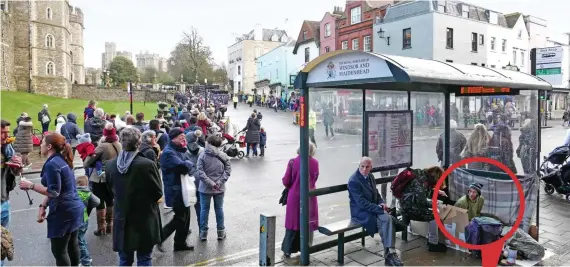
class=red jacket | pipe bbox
[76,142,95,160]
[197,120,210,135]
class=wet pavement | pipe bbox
[5,103,569,266]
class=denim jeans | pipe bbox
[1,201,10,227]
[199,193,225,232]
[78,221,91,266]
[246,143,258,156]
[118,249,152,266]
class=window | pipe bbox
[490,37,496,51]
[304,47,310,63]
[350,6,361,24]
[446,28,453,49]
[352,38,359,50]
[46,62,54,75]
[513,50,517,65]
[276,69,279,79]
[71,73,73,82]
[446,60,453,63]
[47,8,52,20]
[45,34,54,48]
[325,46,330,53]
[1,1,6,12]
[437,3,446,12]
[521,51,525,66]
[363,36,371,52]
[482,64,486,67]
[518,30,522,39]
[491,65,496,68]
[471,63,478,65]
[325,23,331,37]
[238,81,241,91]
[238,66,241,75]
[402,28,411,49]
[70,51,73,63]
[471,33,477,52]
[461,5,469,18]
[501,39,507,52]
[302,30,308,40]
[341,41,348,50]
[479,34,484,45]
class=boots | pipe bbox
[106,206,114,234]
[93,209,106,236]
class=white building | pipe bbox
[227,24,288,94]
[136,51,161,70]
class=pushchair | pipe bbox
[540,145,570,200]
[221,131,245,159]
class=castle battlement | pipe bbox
[69,5,83,26]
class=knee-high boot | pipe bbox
[105,206,114,234]
[94,209,106,236]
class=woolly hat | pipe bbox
[168,127,184,140]
[469,183,483,196]
[103,123,117,138]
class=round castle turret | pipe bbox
[69,5,84,84]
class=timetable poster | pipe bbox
[367,111,413,172]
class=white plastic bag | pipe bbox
[181,174,197,207]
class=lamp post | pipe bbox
[204,78,208,104]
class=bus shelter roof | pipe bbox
[294,50,552,92]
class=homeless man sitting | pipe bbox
[454,183,485,221]
[396,166,449,253]
[348,157,403,266]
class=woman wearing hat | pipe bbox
[454,183,485,221]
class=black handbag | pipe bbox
[279,159,294,206]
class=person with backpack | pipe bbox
[38,104,51,133]
[348,157,403,266]
[392,166,449,253]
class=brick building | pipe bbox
[0,0,85,97]
[319,7,343,55]
[337,0,388,52]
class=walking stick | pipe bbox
[20,174,34,205]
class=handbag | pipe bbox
[181,174,197,207]
[279,159,295,206]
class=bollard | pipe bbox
[259,214,276,266]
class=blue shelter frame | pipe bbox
[293,50,552,265]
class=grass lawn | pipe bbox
[1,91,160,131]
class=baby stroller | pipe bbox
[540,145,570,200]
[221,131,245,159]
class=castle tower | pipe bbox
[69,5,84,84]
[10,0,72,97]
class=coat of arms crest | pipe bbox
[326,62,336,79]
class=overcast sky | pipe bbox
[72,0,569,69]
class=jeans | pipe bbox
[42,123,49,133]
[50,230,80,266]
[118,249,152,266]
[78,221,91,266]
[246,143,258,156]
[199,192,225,232]
[376,213,395,251]
[427,220,439,245]
[309,128,316,146]
[1,201,10,227]
[324,123,334,137]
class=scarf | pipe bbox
[103,127,118,143]
[117,151,137,174]
[169,141,187,153]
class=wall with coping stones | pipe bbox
[71,84,175,102]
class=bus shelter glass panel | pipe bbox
[410,92,445,169]
[454,90,540,176]
[308,89,363,188]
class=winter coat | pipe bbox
[38,108,51,124]
[13,121,34,154]
[76,186,100,222]
[455,195,485,221]
[197,120,210,135]
[323,108,334,125]
[139,142,159,165]
[399,169,435,222]
[436,130,467,165]
[153,129,168,151]
[160,142,194,208]
[55,116,66,134]
[187,142,203,186]
[518,124,537,174]
[133,122,146,133]
[196,144,231,194]
[348,170,383,237]
[283,155,319,231]
[489,133,517,174]
[106,153,163,252]
[84,117,107,145]
[83,141,122,183]
[242,117,261,144]
[84,106,95,121]
[259,131,267,146]
[61,114,82,147]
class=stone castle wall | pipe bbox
[71,84,175,103]
[0,12,16,91]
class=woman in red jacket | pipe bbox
[197,112,210,137]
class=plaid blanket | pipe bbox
[448,168,539,232]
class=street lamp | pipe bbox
[376,28,390,45]
[503,62,519,71]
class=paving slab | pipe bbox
[346,250,383,265]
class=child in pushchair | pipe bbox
[540,145,570,200]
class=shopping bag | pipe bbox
[181,174,197,207]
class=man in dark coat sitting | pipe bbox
[106,127,163,265]
[348,157,403,266]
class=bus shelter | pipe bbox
[293,50,552,265]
